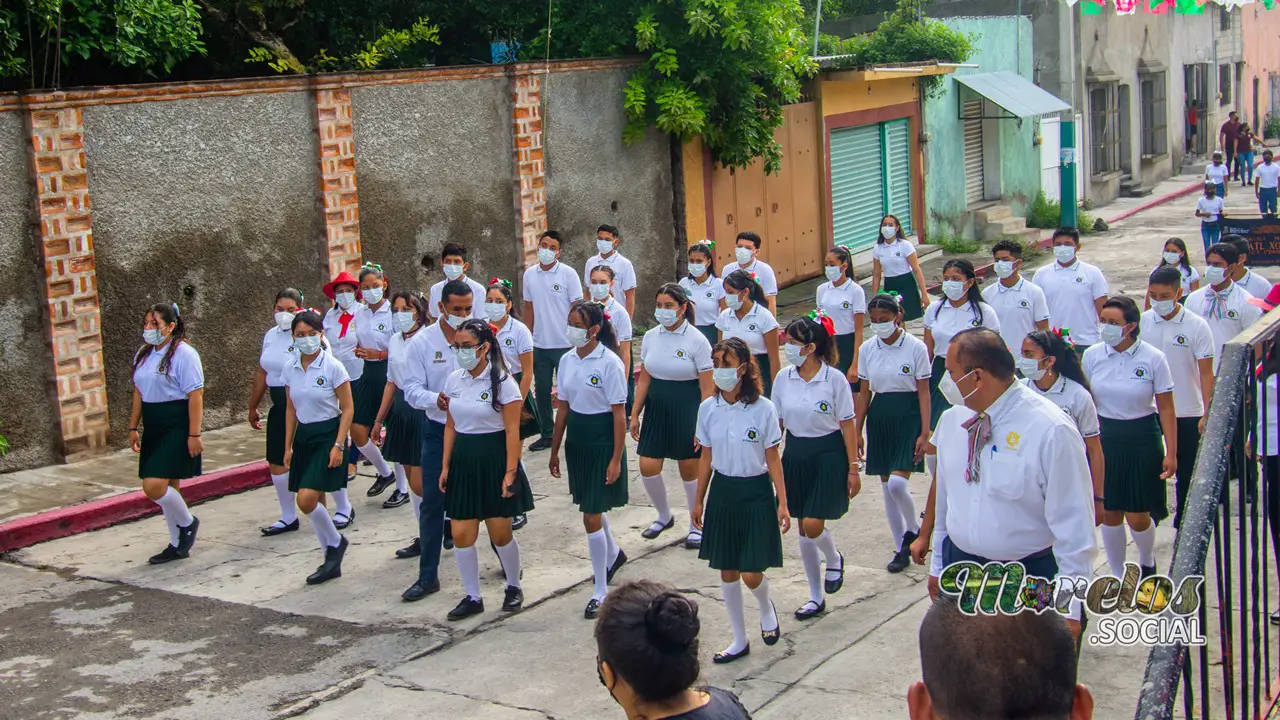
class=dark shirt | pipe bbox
[663,687,753,719]
[1221,120,1241,144]
[1237,131,1255,154]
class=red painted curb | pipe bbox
[0,460,270,553]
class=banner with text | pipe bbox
[1218,217,1280,265]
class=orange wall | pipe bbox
[1242,5,1280,129]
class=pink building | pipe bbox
[1242,3,1280,133]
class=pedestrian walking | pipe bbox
[1143,238,1200,310]
[717,269,781,398]
[680,241,724,348]
[1186,100,1199,154]
[1194,182,1226,254]
[816,245,867,388]
[1206,151,1230,198]
[1257,150,1279,216]
[584,224,638,317]
[485,277,535,530]
[1225,235,1274,300]
[871,214,928,321]
[1186,242,1264,368]
[524,230,585,452]
[320,270,365,521]
[719,231,779,314]
[1237,123,1257,186]
[351,263,399,502]
[1219,111,1241,180]
[588,265,635,417]
[1033,227,1110,356]
[982,239,1050,357]
[250,288,303,536]
[427,243,486,322]
[371,291,429,520]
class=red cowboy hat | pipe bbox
[1248,284,1280,312]
[323,271,362,301]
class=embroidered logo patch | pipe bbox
[552,283,562,292]
[675,349,687,359]
[504,338,514,347]
[744,427,760,443]
[480,391,491,402]
[815,400,832,415]
[1019,300,1030,309]
[1005,431,1020,450]
[1228,310,1239,319]
[1134,367,1148,379]
[434,351,443,360]
[588,373,602,388]
[901,364,912,375]
[1175,334,1188,346]
[315,377,326,387]
[748,324,758,332]
[841,301,850,309]
[377,323,387,332]
[1074,276,1084,283]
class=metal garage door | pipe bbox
[884,119,913,236]
[830,124,884,252]
[963,100,984,205]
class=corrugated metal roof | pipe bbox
[953,71,1071,119]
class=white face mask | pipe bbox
[688,263,707,278]
[142,328,166,346]
[824,265,844,283]
[589,283,611,300]
[334,291,356,310]
[453,346,481,371]
[725,293,744,311]
[275,311,294,331]
[1016,357,1046,382]
[939,369,977,407]
[1053,245,1076,265]
[783,343,806,367]
[363,287,384,305]
[735,247,754,265]
[484,302,507,321]
[537,248,557,266]
[443,264,465,281]
[654,308,679,327]
[566,326,590,348]
[294,335,322,355]
[1098,323,1126,347]
[993,260,1015,279]
[1163,251,1183,266]
[942,280,968,302]
[1205,266,1228,286]
[393,311,417,333]
[596,239,615,255]
[713,368,741,392]
[871,321,897,339]
[881,225,897,240]
[445,313,468,329]
[1151,298,1179,316]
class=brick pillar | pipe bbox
[26,105,110,459]
[513,74,547,267]
[314,87,363,279]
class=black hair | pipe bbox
[786,317,838,368]
[1148,266,1184,292]
[275,288,304,307]
[867,292,903,318]
[828,245,855,280]
[540,230,564,246]
[133,303,187,375]
[441,243,468,262]
[1207,242,1241,266]
[570,300,620,356]
[687,243,717,278]
[935,259,985,326]
[950,328,1014,381]
[594,580,700,704]
[1025,330,1091,392]
[991,239,1023,259]
[1052,226,1081,245]
[441,279,475,304]
[289,310,328,351]
[712,337,762,405]
[487,278,522,320]
[735,230,762,249]
[590,264,617,282]
[597,224,620,238]
[358,263,386,285]
[1162,237,1193,274]
[1266,148,1275,157]
[1102,295,1142,340]
[877,214,907,245]
[458,319,508,412]
[1224,235,1251,261]
[390,290,428,334]
[655,282,696,326]
[724,269,768,307]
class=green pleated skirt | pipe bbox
[783,431,850,520]
[288,417,347,493]
[566,410,629,514]
[513,372,541,439]
[865,390,925,475]
[698,472,784,573]
[382,389,425,466]
[265,385,287,466]
[139,400,202,480]
[351,359,387,427]
[928,355,950,429]
[884,272,923,321]
[1100,414,1167,520]
[834,332,861,394]
[696,324,719,348]
[754,353,774,398]
[637,378,702,460]
[446,431,536,520]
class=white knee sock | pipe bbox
[721,581,749,655]
[270,472,297,524]
[798,536,824,604]
[332,489,353,518]
[926,453,937,479]
[155,487,193,546]
[642,474,672,525]
[887,473,920,535]
[750,576,778,632]
[881,481,907,549]
[410,490,422,519]
[357,440,393,476]
[601,514,621,566]
[495,538,523,589]
[1101,523,1128,577]
[393,464,409,494]
[588,529,610,601]
[813,529,842,578]
[307,505,342,549]
[455,545,482,601]
[682,481,700,533]
[1131,524,1157,568]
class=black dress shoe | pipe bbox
[148,545,184,565]
[382,490,409,509]
[825,552,845,594]
[306,536,348,585]
[527,437,552,452]
[584,598,603,619]
[761,602,780,646]
[176,517,200,554]
[261,519,300,537]
[512,513,528,531]
[886,548,910,573]
[402,579,441,602]
[641,518,674,539]
[1140,564,1157,580]
[447,596,485,621]
[367,474,396,497]
[395,538,421,559]
[334,509,355,529]
[443,519,454,550]
[795,600,826,620]
[606,549,628,583]
[503,586,524,611]
[684,531,702,550]
[713,644,750,664]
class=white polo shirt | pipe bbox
[401,321,460,424]
[428,276,487,320]
[354,300,394,353]
[929,382,1097,619]
[1238,269,1273,300]
[444,368,523,435]
[719,258,779,297]
[1185,282,1264,370]
[695,395,783,477]
[772,364,855,438]
[1206,163,1230,185]
[716,303,780,355]
[604,297,633,343]
[583,251,638,294]
[387,328,423,390]
[981,277,1050,355]
[857,331,932,394]
[923,299,1001,359]
[1139,306,1216,418]
[1151,262,1201,293]
[1082,340,1175,420]
[1033,260,1110,346]
[282,350,351,425]
[323,307,363,381]
[134,340,205,403]
[1257,374,1280,457]
[873,239,916,278]
[493,316,534,374]
[260,326,296,388]
[523,261,584,350]
[681,274,725,328]
[816,278,867,336]
[1256,162,1280,189]
[640,320,713,381]
[1196,196,1225,222]
[557,344,628,414]
[1023,375,1100,438]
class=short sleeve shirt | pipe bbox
[1082,340,1175,420]
[429,276,487,319]
[772,364,855,438]
[1185,282,1264,371]
[719,258,779,297]
[354,301,395,353]
[695,395,783,477]
[1152,262,1201,293]
[260,326,296,388]
[1257,163,1280,189]
[981,278,1050,355]
[282,350,352,425]
[1023,375,1100,438]
[1139,307,1216,417]
[1240,270,1273,301]
[640,321,713,381]
[681,275,726,328]
[556,344,628,414]
[1206,163,1231,185]
[494,317,534,374]
[584,252,638,294]
[857,332,932,393]
[716,304,780,355]
[387,329,420,389]
[444,368,522,435]
[133,341,205,403]
[322,308,364,381]
[923,300,1001,358]
[873,239,916,277]
[604,297,633,343]
[1197,196,1225,222]
[523,261,585,349]
[816,279,867,336]
[1033,260,1110,346]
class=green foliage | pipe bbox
[1266,112,1280,140]
[932,232,982,254]
[0,419,9,458]
[1025,190,1062,229]
[1078,211,1099,234]
[245,16,440,73]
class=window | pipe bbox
[1089,83,1120,175]
[1220,6,1232,30]
[1221,63,1232,106]
[1140,72,1168,157]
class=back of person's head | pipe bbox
[595,581,700,704]
[951,327,1015,381]
[908,600,1093,720]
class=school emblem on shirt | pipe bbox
[504,338,514,347]
[552,283,563,292]
[315,377,326,387]
[970,319,981,327]
[748,323,758,332]
[1227,309,1239,320]
[1175,334,1188,346]
[1134,366,1148,380]
[1018,300,1030,309]
[377,323,387,332]
[744,427,761,443]
[1005,432,1020,450]
[480,391,491,402]
[675,349,687,359]
[815,400,832,415]
[434,350,443,360]
[588,373,602,388]
[900,364,912,375]
[1074,276,1084,284]
[705,291,714,299]
[841,301,850,309]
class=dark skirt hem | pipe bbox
[139,400,202,480]
[1100,415,1167,520]
[865,391,924,475]
[637,378,702,461]
[698,472,784,572]
[566,411,629,514]
[782,431,850,520]
[446,431,536,520]
[288,417,348,493]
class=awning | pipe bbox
[953,71,1071,119]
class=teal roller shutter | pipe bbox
[830,124,884,253]
[885,119,913,236]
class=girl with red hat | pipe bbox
[321,270,366,528]
[349,264,401,506]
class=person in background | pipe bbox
[1237,122,1258,187]
[1256,149,1280,216]
[427,243,486,322]
[717,269,781,398]
[1033,227,1109,357]
[982,239,1050,357]
[524,230,585,451]
[1224,235,1274,300]
[321,271,364,523]
[719,231,779,315]
[1186,100,1199,155]
[1206,150,1230,198]
[816,245,866,388]
[1194,181,1226,253]
[1143,238,1200,310]
[681,242,724,348]
[1187,242,1264,369]
[871,214,928,322]
[351,263,399,504]
[1141,267,1215,531]
[1218,111,1240,181]
[594,580,751,720]
[584,225,638,318]
[250,288,303,536]
[485,278,535,531]
[376,292,431,561]
[589,265,635,419]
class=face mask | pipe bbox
[566,325,590,347]
[484,302,507,321]
[939,369,977,407]
[726,293,744,311]
[537,248,557,266]
[142,328,166,346]
[1206,266,1228,286]
[335,291,356,310]
[443,264,464,281]
[881,225,897,240]
[294,335,322,355]
[993,260,1015,279]
[1099,323,1126,347]
[713,368,741,392]
[453,346,481,371]
[393,311,417,333]
[688,263,707,278]
[784,343,806,367]
[1163,252,1183,266]
[275,311,294,331]
[445,313,468,329]
[824,265,844,283]
[589,283,611,300]
[735,247,753,265]
[364,287,384,305]
[654,308,679,327]
[1016,357,1046,382]
[1053,245,1076,264]
[942,280,968,301]
[596,239,615,255]
[1152,298,1178,316]
[871,321,897,339]
[1267,158,1274,165]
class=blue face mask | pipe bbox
[294,335,322,355]
[142,328,166,346]
[654,308,679,327]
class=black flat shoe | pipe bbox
[367,474,396,497]
[333,510,355,529]
[306,536,348,585]
[148,544,184,565]
[887,548,910,573]
[512,513,528,531]
[447,596,485,621]
[443,519,454,550]
[795,600,826,620]
[825,552,845,594]
[713,644,750,664]
[527,437,552,451]
[584,598,603,619]
[684,531,702,550]
[503,586,524,611]
[395,538,421,559]
[402,579,441,602]
[382,490,409,509]
[761,602,780,646]
[176,516,200,554]
[641,518,674,539]
[261,518,300,537]
[1140,564,1157,580]
[606,549,628,583]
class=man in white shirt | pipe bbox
[1185,242,1264,371]
[1195,181,1226,252]
[583,224,637,317]
[928,328,1096,640]
[426,243,487,321]
[982,239,1050,356]
[523,230,585,451]
[1257,149,1279,216]
[1224,235,1274,300]
[719,231,779,314]
[1032,227,1109,352]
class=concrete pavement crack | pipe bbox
[427,687,562,719]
